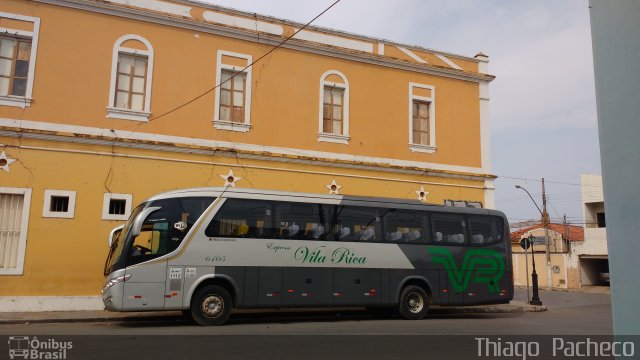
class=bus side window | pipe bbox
[432,214,467,245]
[468,216,502,245]
[205,199,274,238]
[274,202,329,240]
[382,209,429,244]
[334,206,381,242]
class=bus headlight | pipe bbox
[102,274,130,294]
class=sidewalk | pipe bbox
[0,301,545,325]
[514,284,611,295]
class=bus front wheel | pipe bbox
[191,285,232,326]
[398,285,428,320]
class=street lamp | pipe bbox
[515,185,542,213]
[515,185,543,306]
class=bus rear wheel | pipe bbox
[398,285,428,320]
[191,285,232,326]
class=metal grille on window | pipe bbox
[323,86,343,134]
[0,193,24,270]
[50,196,69,213]
[0,36,32,97]
[412,100,430,145]
[109,199,127,215]
[114,53,147,111]
[219,70,246,123]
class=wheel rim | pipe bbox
[201,295,224,318]
[406,292,424,314]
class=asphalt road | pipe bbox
[0,289,614,360]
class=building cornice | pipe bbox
[0,118,496,182]
[174,0,483,64]
[33,0,495,84]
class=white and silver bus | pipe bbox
[102,187,513,325]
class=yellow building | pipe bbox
[0,0,495,310]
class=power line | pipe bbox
[148,0,342,122]
[497,175,603,187]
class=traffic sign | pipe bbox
[520,237,531,250]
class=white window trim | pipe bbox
[408,82,436,153]
[107,34,154,122]
[102,193,132,221]
[42,189,76,219]
[213,50,252,132]
[0,187,31,275]
[318,70,350,144]
[0,12,40,109]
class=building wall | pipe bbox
[0,0,487,168]
[580,174,604,203]
[512,253,572,289]
[581,174,605,230]
[0,0,494,302]
[572,228,607,256]
[590,0,640,334]
[511,227,582,288]
[512,228,569,254]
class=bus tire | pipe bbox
[398,285,428,320]
[191,285,232,326]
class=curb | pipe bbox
[0,312,185,325]
[431,302,547,314]
[0,302,546,325]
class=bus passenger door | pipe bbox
[122,213,171,310]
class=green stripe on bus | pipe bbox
[428,248,505,293]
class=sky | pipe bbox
[198,0,601,226]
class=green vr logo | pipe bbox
[428,248,505,293]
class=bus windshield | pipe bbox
[104,203,147,275]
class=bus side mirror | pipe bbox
[108,225,124,248]
[130,207,162,238]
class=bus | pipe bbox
[102,187,513,326]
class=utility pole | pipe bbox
[564,215,570,253]
[566,217,571,253]
[542,178,552,290]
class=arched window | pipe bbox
[318,70,349,144]
[107,34,154,122]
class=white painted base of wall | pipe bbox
[0,296,103,312]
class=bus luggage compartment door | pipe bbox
[463,267,510,305]
[440,270,464,305]
[333,269,381,305]
[283,268,333,306]
[258,267,282,306]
